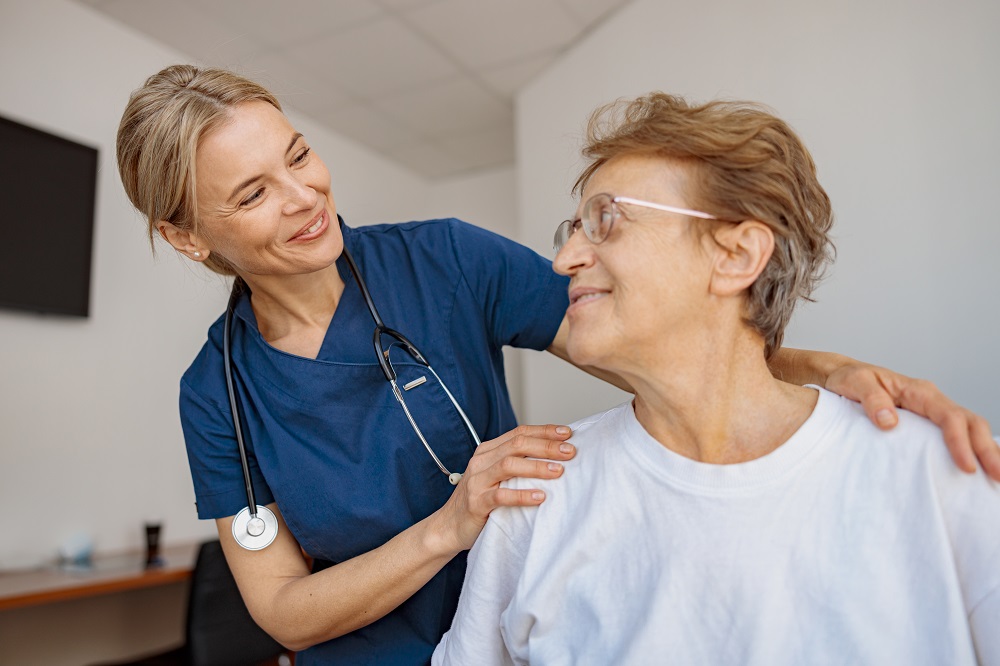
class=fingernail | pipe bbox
[555,426,570,435]
[548,462,563,472]
[876,409,895,427]
[531,491,545,501]
[559,443,574,454]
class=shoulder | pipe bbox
[491,403,633,544]
[567,401,634,441]
[179,312,228,412]
[349,217,548,262]
[346,218,481,276]
[504,402,633,497]
[823,388,953,466]
[346,217,471,249]
[817,389,998,503]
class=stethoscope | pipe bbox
[224,246,483,551]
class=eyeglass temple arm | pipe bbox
[613,196,721,221]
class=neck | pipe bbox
[241,263,345,344]
[620,322,817,464]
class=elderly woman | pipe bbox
[433,94,1000,665]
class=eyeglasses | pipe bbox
[553,193,725,252]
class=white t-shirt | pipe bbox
[434,388,1000,666]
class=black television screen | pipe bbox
[0,115,98,317]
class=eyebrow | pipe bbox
[226,132,305,203]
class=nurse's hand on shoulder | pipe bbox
[825,359,1000,481]
[436,424,575,552]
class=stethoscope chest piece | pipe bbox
[232,505,278,551]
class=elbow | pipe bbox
[251,581,377,651]
[277,636,313,654]
[258,613,362,652]
[262,623,318,653]
[249,607,316,652]
[258,615,323,653]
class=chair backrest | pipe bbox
[185,540,286,666]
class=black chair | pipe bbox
[93,540,290,666]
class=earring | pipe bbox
[193,251,202,258]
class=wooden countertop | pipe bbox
[0,541,199,611]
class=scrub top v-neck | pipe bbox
[178,218,569,665]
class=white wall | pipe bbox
[516,0,1000,428]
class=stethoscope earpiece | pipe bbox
[232,505,278,551]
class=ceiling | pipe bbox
[75,0,632,179]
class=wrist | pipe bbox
[772,347,850,387]
[808,351,853,386]
[420,508,466,560]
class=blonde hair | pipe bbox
[116,64,282,276]
[575,93,835,358]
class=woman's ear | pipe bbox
[708,220,774,297]
[155,220,210,262]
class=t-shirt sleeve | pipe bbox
[432,510,527,666]
[931,440,1000,663]
[971,587,1000,664]
[179,375,275,520]
[447,219,568,352]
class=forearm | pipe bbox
[768,347,849,387]
[227,510,461,651]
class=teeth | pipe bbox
[575,293,603,304]
[306,218,322,233]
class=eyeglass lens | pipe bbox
[585,194,614,244]
[554,194,617,252]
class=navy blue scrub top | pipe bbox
[178,218,569,665]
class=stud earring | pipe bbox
[193,251,202,258]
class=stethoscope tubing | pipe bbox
[223,281,259,519]
[223,245,480,550]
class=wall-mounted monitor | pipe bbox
[0,115,98,318]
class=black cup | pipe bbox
[144,522,163,567]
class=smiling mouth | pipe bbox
[291,210,327,240]
[571,292,605,306]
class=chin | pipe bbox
[565,331,610,371]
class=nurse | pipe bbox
[116,65,998,665]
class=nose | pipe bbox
[552,224,596,277]
[281,171,318,216]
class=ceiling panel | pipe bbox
[194,0,386,49]
[322,103,426,152]
[371,76,511,138]
[243,50,360,114]
[403,0,582,70]
[557,0,631,26]
[440,125,516,169]
[284,15,461,99]
[75,0,634,179]
[374,0,441,10]
[97,0,263,64]
[386,140,463,179]
[478,52,559,97]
